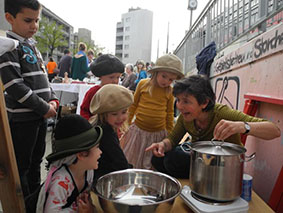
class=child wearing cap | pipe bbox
[89,84,134,182]
[121,54,184,169]
[80,54,124,120]
[35,114,103,212]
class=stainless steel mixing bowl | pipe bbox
[94,169,182,213]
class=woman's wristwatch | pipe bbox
[243,122,251,135]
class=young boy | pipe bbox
[0,0,58,198]
[80,54,124,120]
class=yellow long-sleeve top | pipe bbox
[128,78,174,133]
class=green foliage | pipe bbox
[35,17,68,57]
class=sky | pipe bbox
[39,0,208,61]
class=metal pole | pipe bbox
[190,9,193,29]
[166,22,169,54]
[157,39,159,60]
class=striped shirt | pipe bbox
[0,31,57,122]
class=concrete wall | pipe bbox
[210,23,283,202]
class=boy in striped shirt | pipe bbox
[0,0,58,198]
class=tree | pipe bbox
[35,17,68,57]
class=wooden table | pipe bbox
[91,179,274,213]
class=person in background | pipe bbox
[87,49,94,65]
[86,49,95,78]
[80,54,124,120]
[146,74,281,178]
[120,71,126,82]
[58,49,72,78]
[134,59,147,88]
[71,42,90,81]
[146,62,153,78]
[92,52,103,64]
[121,54,184,169]
[36,114,102,212]
[0,0,58,197]
[121,63,137,92]
[46,57,57,82]
[146,62,152,71]
[89,84,133,182]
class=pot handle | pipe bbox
[244,152,256,162]
[211,138,224,147]
[180,142,192,154]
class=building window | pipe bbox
[125,26,130,31]
[124,44,129,49]
[125,35,130,40]
[124,54,129,58]
[126,17,131,22]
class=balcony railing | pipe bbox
[174,0,283,75]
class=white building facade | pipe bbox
[78,28,93,46]
[115,7,153,64]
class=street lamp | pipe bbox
[188,0,198,29]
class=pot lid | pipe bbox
[191,140,246,156]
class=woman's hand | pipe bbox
[145,142,165,157]
[213,119,244,140]
[145,139,171,157]
[214,119,281,140]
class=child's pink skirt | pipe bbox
[121,123,167,169]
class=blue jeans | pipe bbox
[10,118,47,197]
[151,145,191,179]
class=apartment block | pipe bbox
[115,7,153,64]
[40,5,74,62]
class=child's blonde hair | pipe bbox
[141,71,172,97]
[89,112,129,134]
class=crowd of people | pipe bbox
[0,0,281,212]
[45,41,154,90]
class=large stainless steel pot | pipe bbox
[181,140,255,201]
[94,169,181,213]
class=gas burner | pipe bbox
[180,185,249,213]
[190,191,233,206]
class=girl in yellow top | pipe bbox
[121,54,184,169]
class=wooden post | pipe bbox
[0,81,25,212]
